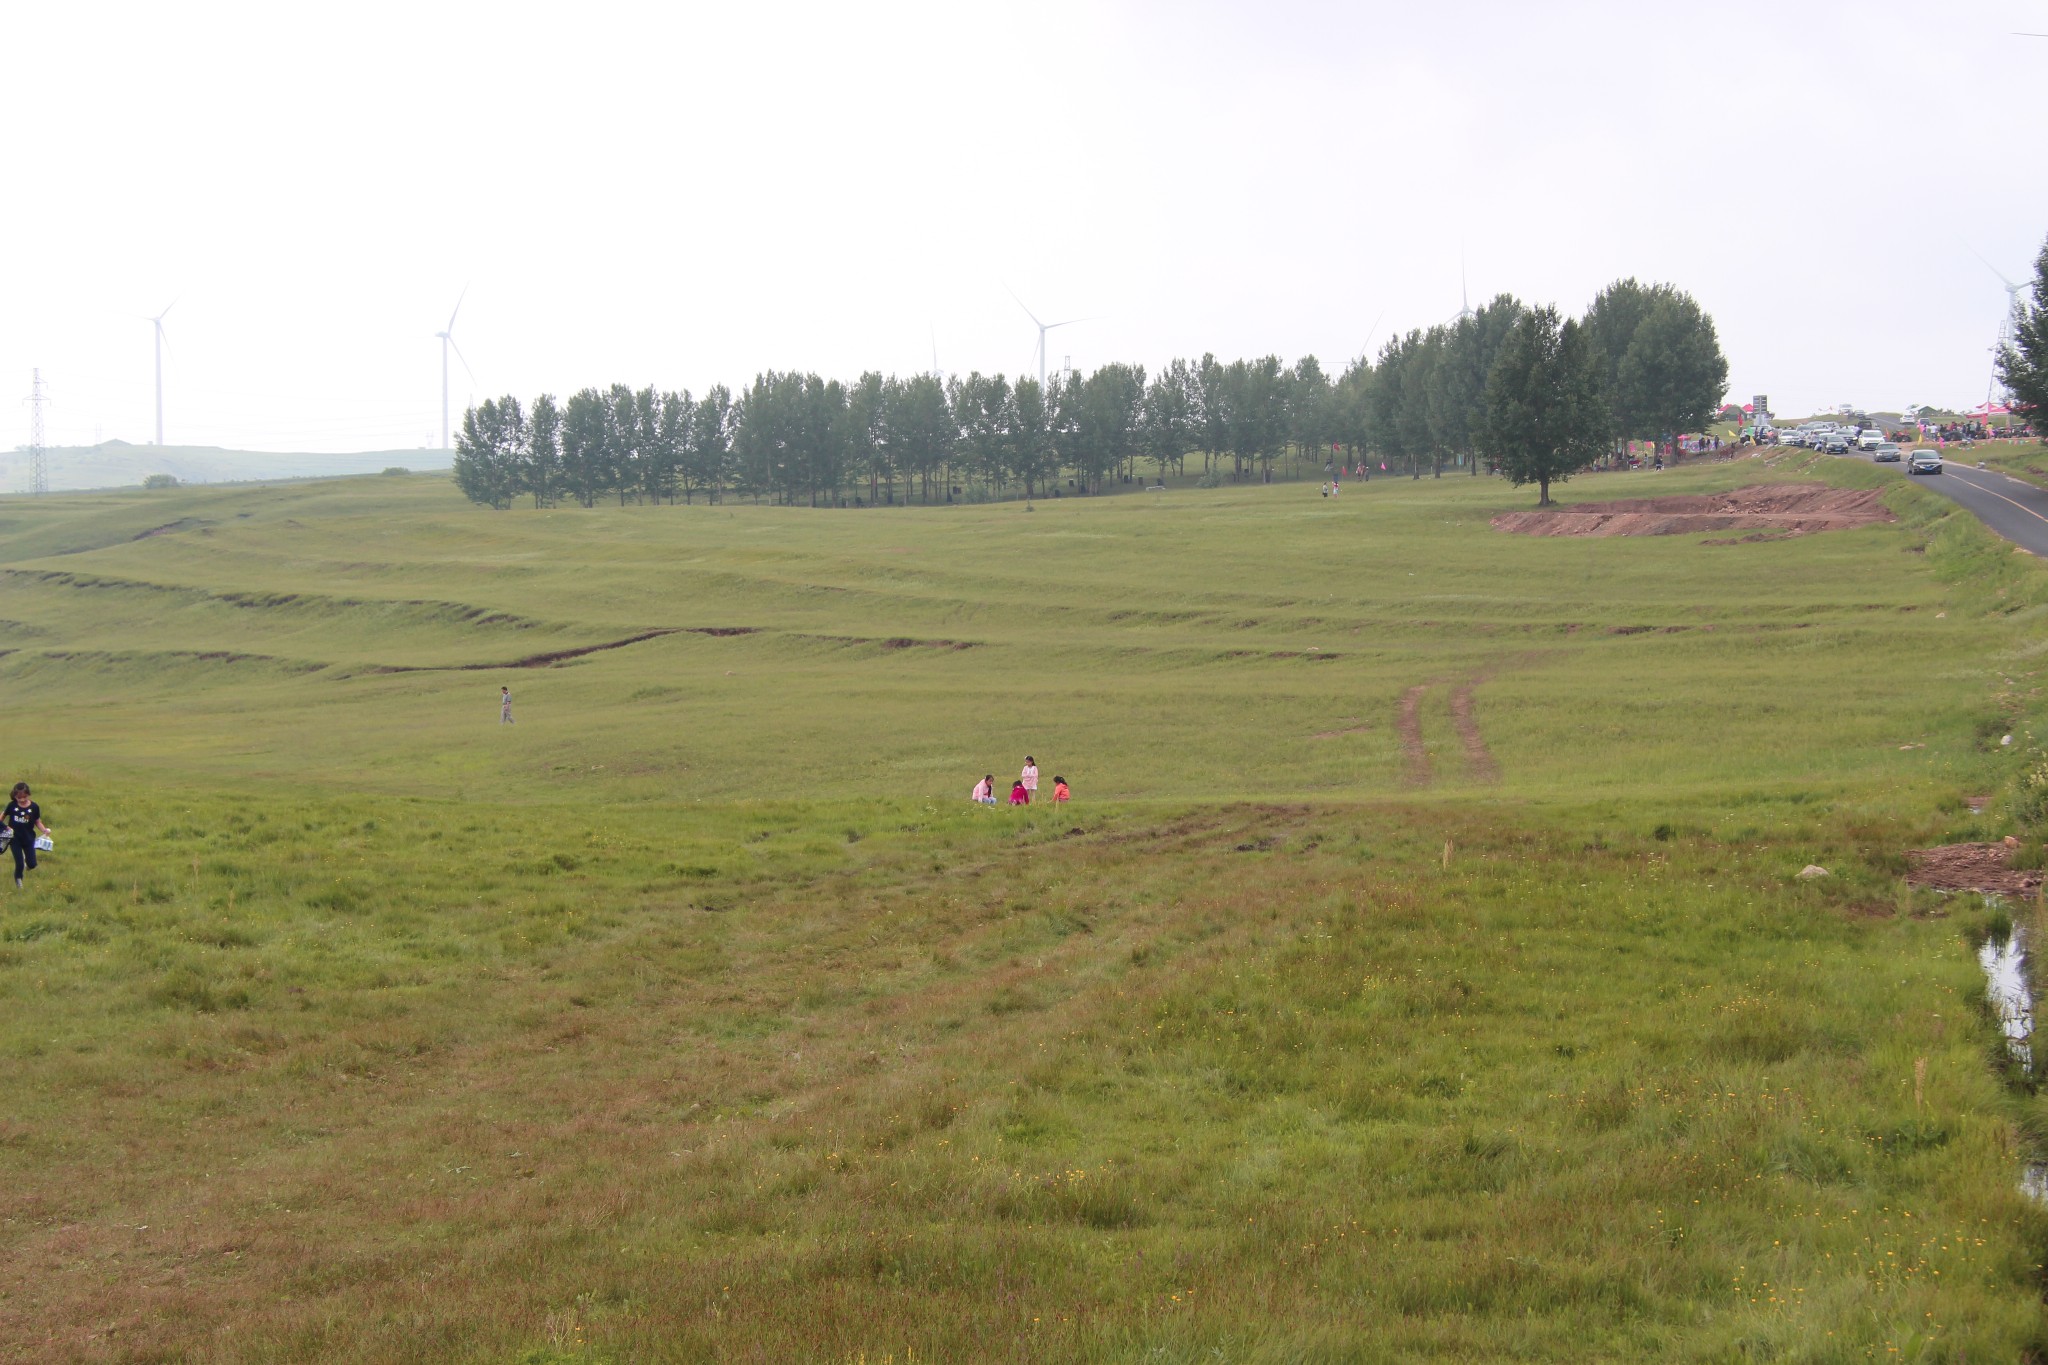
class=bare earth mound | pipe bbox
[1492,483,1895,538]
[1905,842,2043,897]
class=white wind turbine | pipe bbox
[435,286,480,449]
[1444,262,1475,327]
[1005,286,1087,389]
[149,301,175,446]
[1967,244,2026,404]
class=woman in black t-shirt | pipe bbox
[6,783,51,888]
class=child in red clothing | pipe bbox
[1008,781,1029,806]
[1052,776,1070,803]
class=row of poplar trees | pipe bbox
[452,279,1727,510]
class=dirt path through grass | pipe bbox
[1398,683,1434,786]
[1449,680,1499,782]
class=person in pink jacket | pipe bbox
[971,775,995,805]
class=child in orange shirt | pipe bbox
[1052,776,1070,803]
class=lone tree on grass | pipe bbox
[1478,306,1611,507]
[1999,233,2048,428]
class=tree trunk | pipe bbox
[1538,477,1551,507]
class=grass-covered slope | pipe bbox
[0,460,2044,1362]
[0,462,2013,809]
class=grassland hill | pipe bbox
[0,452,2044,1361]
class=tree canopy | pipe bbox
[1476,307,1611,507]
[1583,279,1728,442]
[450,278,1727,510]
[1999,234,2048,427]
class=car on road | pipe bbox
[1820,433,1851,454]
[1857,429,1883,450]
[1872,443,1902,462]
[1908,450,1943,475]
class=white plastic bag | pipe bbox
[33,836,52,852]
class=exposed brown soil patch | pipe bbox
[1904,842,2043,896]
[1493,483,1895,538]
[1449,683,1499,782]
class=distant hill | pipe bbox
[4,440,450,493]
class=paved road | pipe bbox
[1839,449,2048,557]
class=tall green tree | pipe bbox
[687,387,732,503]
[1368,333,1414,474]
[1142,358,1200,481]
[1288,356,1332,476]
[560,388,610,507]
[1478,306,1611,507]
[950,372,1012,493]
[1009,377,1057,497]
[1067,363,1147,491]
[1582,278,1672,432]
[1195,353,1231,477]
[452,396,525,509]
[1332,359,1375,470]
[1998,234,2048,427]
[729,374,782,503]
[881,374,952,504]
[1371,331,1436,477]
[522,393,562,508]
[656,389,693,505]
[846,371,889,505]
[1616,294,1730,444]
[1429,294,1524,475]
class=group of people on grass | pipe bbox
[3,783,51,889]
[972,758,1068,808]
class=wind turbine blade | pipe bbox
[449,336,481,391]
[1002,281,1044,328]
[446,283,470,334]
[1044,316,1091,331]
[1961,240,2018,289]
[154,298,178,322]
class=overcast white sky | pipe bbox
[3,0,2044,456]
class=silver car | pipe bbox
[1872,443,1902,463]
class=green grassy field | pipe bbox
[1,459,2045,1362]
[1968,438,2048,489]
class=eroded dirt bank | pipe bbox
[1493,483,1895,538]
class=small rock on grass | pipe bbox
[1797,865,1830,880]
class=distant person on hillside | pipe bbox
[1008,780,1029,806]
[5,783,50,890]
[971,775,995,805]
[1020,758,1039,804]
[500,686,514,725]
[1053,776,1070,804]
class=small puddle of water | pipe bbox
[1980,928,2035,1074]
[1978,926,2047,1203]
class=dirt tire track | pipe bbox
[1399,684,1433,787]
[1449,682,1499,782]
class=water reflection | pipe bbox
[1978,929,2034,1074]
